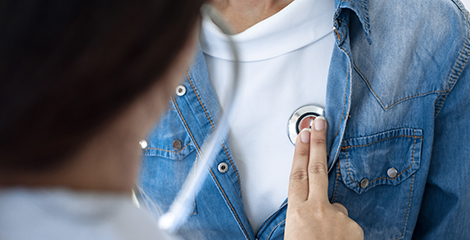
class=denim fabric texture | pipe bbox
[138,0,470,239]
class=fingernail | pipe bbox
[314,116,326,131]
[300,128,311,143]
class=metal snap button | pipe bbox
[387,167,398,178]
[139,140,148,149]
[172,140,182,150]
[360,178,369,189]
[175,85,187,96]
[218,162,228,173]
[287,105,325,146]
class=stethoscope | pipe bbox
[287,105,325,145]
[138,4,325,235]
[153,4,241,234]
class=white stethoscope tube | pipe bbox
[157,4,241,234]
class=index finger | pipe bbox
[307,116,329,202]
[288,128,311,204]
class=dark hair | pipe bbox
[0,0,204,172]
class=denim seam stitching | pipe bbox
[340,0,370,38]
[362,0,370,31]
[342,0,363,21]
[344,149,359,187]
[335,61,350,138]
[352,63,386,108]
[257,202,288,235]
[209,168,251,240]
[367,132,417,185]
[394,136,417,239]
[257,218,272,235]
[394,174,415,240]
[334,29,341,41]
[451,0,466,12]
[353,62,446,110]
[266,219,285,240]
[173,98,250,238]
[385,91,446,109]
[341,135,422,150]
[343,0,359,11]
[186,73,243,197]
[442,11,470,92]
[343,134,420,188]
[331,161,341,203]
[435,9,470,116]
[145,142,190,153]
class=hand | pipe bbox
[284,117,364,240]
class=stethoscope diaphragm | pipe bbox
[287,105,325,145]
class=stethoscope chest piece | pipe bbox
[287,105,325,146]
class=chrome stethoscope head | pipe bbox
[287,105,325,145]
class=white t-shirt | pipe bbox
[462,0,470,9]
[201,0,336,232]
[0,188,175,240]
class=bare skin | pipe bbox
[212,0,294,33]
[285,118,364,240]
[0,28,198,194]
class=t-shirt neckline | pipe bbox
[200,0,336,62]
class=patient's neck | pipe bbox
[212,0,294,33]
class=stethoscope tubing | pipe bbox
[158,4,241,233]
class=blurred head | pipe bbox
[0,0,204,176]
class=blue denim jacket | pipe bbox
[139,0,470,239]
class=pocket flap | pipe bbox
[339,128,423,194]
[143,108,195,160]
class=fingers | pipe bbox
[332,202,348,216]
[288,128,311,204]
[308,116,329,202]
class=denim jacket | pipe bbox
[139,0,470,239]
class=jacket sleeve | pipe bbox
[413,53,470,238]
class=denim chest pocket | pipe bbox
[338,128,423,194]
[139,108,197,216]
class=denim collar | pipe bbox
[334,0,371,43]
